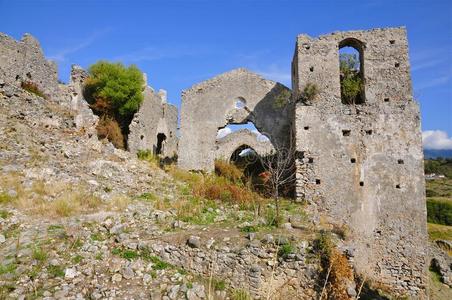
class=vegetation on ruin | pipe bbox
[84,61,144,148]
[20,81,47,99]
[339,53,363,104]
[300,82,319,102]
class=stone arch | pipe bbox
[215,129,274,162]
[179,68,292,171]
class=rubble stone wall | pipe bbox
[292,27,428,297]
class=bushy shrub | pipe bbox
[96,115,125,149]
[427,198,452,226]
[84,61,144,117]
[137,149,160,167]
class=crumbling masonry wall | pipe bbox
[292,27,427,297]
[0,33,60,99]
[178,68,292,171]
[128,87,178,158]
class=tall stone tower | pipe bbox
[292,27,428,297]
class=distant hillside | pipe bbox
[424,149,452,159]
[425,158,452,178]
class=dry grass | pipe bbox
[0,173,105,217]
[214,160,243,184]
[21,81,47,99]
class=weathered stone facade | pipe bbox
[292,27,427,297]
[178,68,292,171]
[128,86,178,158]
[215,129,274,161]
[0,33,60,99]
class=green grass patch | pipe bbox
[0,209,10,219]
[138,192,158,202]
[278,243,295,258]
[32,247,47,262]
[0,263,17,275]
[240,225,259,233]
[72,255,83,264]
[48,265,65,278]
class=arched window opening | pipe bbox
[229,145,267,192]
[156,133,166,155]
[339,38,365,105]
[234,97,247,109]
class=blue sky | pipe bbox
[1,0,451,148]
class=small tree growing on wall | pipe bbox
[339,53,363,105]
[84,61,144,148]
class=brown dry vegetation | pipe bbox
[96,115,125,149]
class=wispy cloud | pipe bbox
[423,130,452,150]
[113,45,210,63]
[410,48,450,72]
[48,28,111,62]
[254,64,291,86]
[415,74,450,91]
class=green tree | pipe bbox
[85,61,144,118]
[84,61,145,149]
[339,53,363,104]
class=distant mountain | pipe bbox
[424,149,452,159]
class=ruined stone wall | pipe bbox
[292,27,428,297]
[128,87,178,158]
[178,68,292,171]
[215,129,274,161]
[0,33,59,99]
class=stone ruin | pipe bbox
[128,83,178,158]
[0,27,428,297]
[178,27,427,297]
[0,32,179,158]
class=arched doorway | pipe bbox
[339,38,365,104]
[156,133,166,155]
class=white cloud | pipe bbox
[216,127,232,139]
[423,130,452,150]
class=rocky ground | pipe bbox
[1,81,451,300]
[0,82,323,299]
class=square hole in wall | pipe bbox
[308,157,314,163]
[365,130,373,135]
[398,159,404,164]
[315,179,321,185]
[295,151,305,160]
[359,181,364,187]
[342,130,351,136]
[389,40,395,45]
[304,126,309,130]
[350,158,356,163]
[395,62,400,68]
[396,184,401,189]
[384,98,390,102]
[310,66,314,72]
